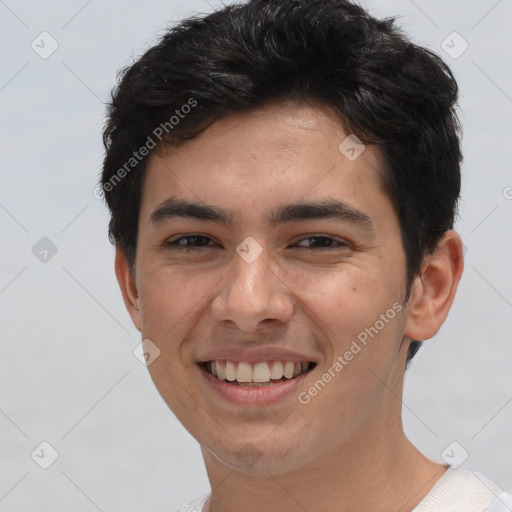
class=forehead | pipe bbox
[140,102,388,224]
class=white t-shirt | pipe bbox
[175,467,512,512]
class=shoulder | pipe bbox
[413,467,510,512]
[174,493,210,512]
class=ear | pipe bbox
[114,247,142,332]
[404,231,464,341]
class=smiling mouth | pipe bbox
[200,360,316,387]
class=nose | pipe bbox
[211,246,294,333]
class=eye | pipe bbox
[294,236,348,249]
[164,234,347,251]
[166,235,216,249]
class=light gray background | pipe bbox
[1,0,511,510]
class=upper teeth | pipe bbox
[208,360,311,383]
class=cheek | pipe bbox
[283,264,393,338]
[137,265,221,341]
[287,263,405,390]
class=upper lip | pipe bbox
[197,346,320,364]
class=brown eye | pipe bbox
[295,236,348,249]
[167,235,214,248]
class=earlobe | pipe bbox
[404,231,464,342]
[114,247,142,332]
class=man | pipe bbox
[100,0,511,510]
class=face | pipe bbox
[125,103,413,475]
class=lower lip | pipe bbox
[198,365,310,405]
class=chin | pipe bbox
[202,429,315,476]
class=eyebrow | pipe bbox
[149,197,375,233]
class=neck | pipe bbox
[202,419,447,512]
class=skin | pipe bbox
[115,102,464,512]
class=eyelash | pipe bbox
[166,235,348,250]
